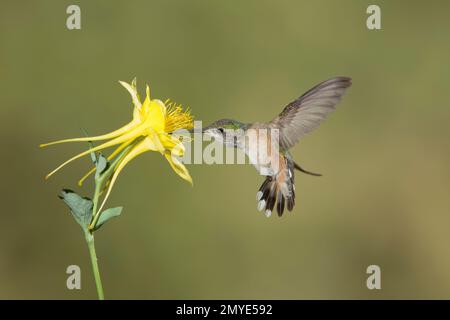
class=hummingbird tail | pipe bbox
[293,162,322,177]
[256,158,296,217]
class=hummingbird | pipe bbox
[203,77,352,217]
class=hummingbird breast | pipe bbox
[241,126,281,177]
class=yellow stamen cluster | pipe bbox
[165,100,194,133]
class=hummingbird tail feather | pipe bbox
[256,157,296,217]
[256,177,277,217]
[293,162,322,177]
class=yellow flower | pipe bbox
[41,78,194,214]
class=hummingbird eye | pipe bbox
[218,128,224,134]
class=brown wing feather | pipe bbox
[271,77,352,150]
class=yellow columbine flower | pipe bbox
[41,78,194,214]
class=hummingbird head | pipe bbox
[203,119,248,147]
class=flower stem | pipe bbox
[85,231,104,300]
[85,176,104,299]
[89,182,102,231]
[82,138,141,299]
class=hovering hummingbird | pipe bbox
[203,77,352,217]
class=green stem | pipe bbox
[89,182,102,231]
[82,137,142,299]
[86,178,104,299]
[85,232,104,300]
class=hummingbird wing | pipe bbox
[270,77,352,150]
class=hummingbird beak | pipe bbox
[187,123,212,134]
[187,128,204,134]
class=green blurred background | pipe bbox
[1,0,450,299]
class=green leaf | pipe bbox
[59,189,93,230]
[88,143,97,164]
[94,207,123,231]
[81,128,97,164]
[95,154,108,179]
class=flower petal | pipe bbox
[119,79,142,109]
[142,99,166,133]
[159,134,185,156]
[40,120,138,148]
[95,138,154,216]
[77,139,134,186]
[146,130,165,153]
[164,151,193,185]
[45,124,146,179]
